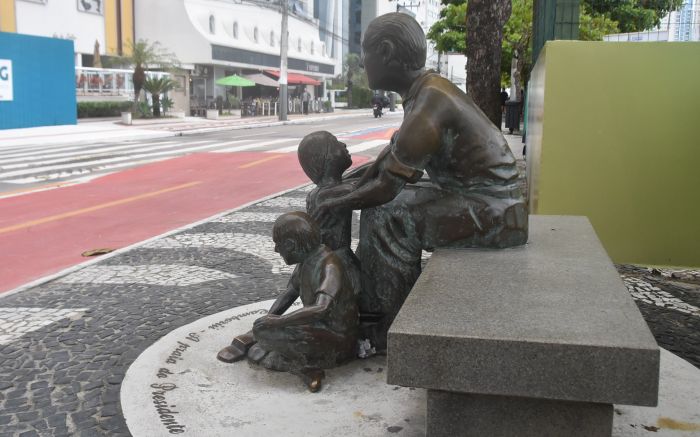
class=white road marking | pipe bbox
[57,265,239,286]
[347,140,388,154]
[0,140,215,169]
[2,157,170,184]
[0,307,88,345]
[267,142,302,153]
[211,138,299,153]
[0,140,252,180]
[265,139,389,155]
[0,140,178,161]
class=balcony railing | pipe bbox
[75,67,171,97]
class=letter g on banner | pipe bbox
[0,59,13,101]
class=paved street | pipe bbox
[0,114,401,196]
[0,115,400,293]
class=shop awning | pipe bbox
[245,73,280,87]
[264,70,321,86]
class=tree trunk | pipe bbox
[347,76,354,109]
[152,93,161,117]
[133,65,145,106]
[466,0,512,128]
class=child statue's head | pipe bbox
[273,212,322,265]
[298,131,352,185]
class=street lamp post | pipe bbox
[279,0,289,121]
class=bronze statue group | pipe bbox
[217,13,528,392]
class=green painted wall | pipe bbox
[527,41,700,267]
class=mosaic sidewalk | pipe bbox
[0,186,698,436]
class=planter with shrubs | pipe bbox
[77,101,133,118]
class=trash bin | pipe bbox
[505,100,521,134]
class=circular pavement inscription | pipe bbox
[122,301,700,437]
[120,300,426,436]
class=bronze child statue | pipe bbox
[297,130,362,295]
[217,212,359,392]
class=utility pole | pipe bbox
[278,0,289,121]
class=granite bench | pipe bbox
[387,215,660,437]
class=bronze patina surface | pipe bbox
[313,13,528,349]
[217,212,358,392]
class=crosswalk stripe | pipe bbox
[263,139,388,155]
[0,140,253,180]
[0,140,178,161]
[2,138,265,169]
[347,140,388,153]
[0,140,215,169]
[0,142,114,159]
[267,142,301,154]
[211,138,299,153]
[2,158,171,184]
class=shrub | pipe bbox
[351,87,373,108]
[136,101,153,118]
[161,97,174,114]
[77,101,133,118]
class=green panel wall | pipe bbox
[527,41,700,267]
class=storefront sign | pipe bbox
[0,60,13,101]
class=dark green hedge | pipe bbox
[351,87,373,108]
[77,101,133,118]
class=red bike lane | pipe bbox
[0,151,369,294]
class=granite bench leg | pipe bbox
[427,390,613,437]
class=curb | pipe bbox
[157,111,402,136]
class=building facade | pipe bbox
[0,0,134,66]
[346,0,442,70]
[134,0,341,111]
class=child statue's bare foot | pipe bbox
[216,332,256,363]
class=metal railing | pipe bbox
[75,67,171,97]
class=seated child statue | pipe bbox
[218,212,359,392]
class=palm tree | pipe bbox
[143,76,178,117]
[344,53,362,108]
[120,39,178,109]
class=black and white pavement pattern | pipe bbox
[0,186,698,436]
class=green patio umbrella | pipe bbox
[215,74,255,87]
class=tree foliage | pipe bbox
[118,39,179,105]
[582,0,684,33]
[426,2,467,53]
[427,0,685,90]
[342,53,367,108]
[579,5,620,40]
[143,76,179,117]
[501,0,533,92]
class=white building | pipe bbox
[134,0,342,110]
[0,0,134,67]
[349,0,442,70]
[438,52,467,93]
